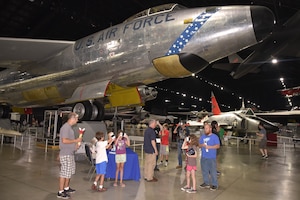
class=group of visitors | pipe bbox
[57,112,131,199]
[56,112,268,198]
[144,119,220,193]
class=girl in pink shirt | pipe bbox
[114,130,130,187]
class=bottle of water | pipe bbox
[204,141,208,152]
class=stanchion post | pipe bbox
[283,142,286,157]
[21,135,24,149]
[28,134,31,149]
[237,137,239,148]
[133,140,136,152]
[14,135,17,148]
[45,139,48,153]
[141,145,144,160]
[249,138,251,151]
[1,134,3,146]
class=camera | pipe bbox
[119,132,125,137]
[186,136,190,142]
[187,147,195,155]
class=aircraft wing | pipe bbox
[256,110,300,116]
[0,37,74,68]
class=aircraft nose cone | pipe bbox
[250,6,275,42]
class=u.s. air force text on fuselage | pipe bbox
[75,12,175,51]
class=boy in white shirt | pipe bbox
[91,131,114,192]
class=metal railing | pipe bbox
[2,132,298,158]
[129,136,144,159]
[224,135,299,157]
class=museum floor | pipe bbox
[0,140,299,200]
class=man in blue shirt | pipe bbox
[143,119,159,182]
[199,123,220,191]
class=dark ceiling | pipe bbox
[0,0,300,114]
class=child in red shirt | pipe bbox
[158,123,169,167]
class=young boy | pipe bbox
[158,123,169,167]
[91,131,114,192]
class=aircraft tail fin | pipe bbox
[241,98,245,109]
[211,92,221,115]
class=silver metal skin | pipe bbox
[0,4,274,108]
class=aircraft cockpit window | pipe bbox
[148,3,184,15]
[245,108,255,116]
[124,3,186,22]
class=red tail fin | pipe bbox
[211,92,221,115]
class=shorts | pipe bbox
[60,155,75,178]
[160,145,169,155]
[115,154,126,163]
[96,161,107,175]
[259,139,267,149]
[186,165,197,171]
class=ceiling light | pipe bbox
[271,58,278,64]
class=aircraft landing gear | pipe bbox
[91,101,104,121]
[72,101,92,121]
[72,101,105,121]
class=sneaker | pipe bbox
[57,191,70,199]
[210,185,218,191]
[147,177,158,182]
[91,184,97,191]
[261,154,265,158]
[164,162,168,167]
[176,165,182,169]
[264,155,269,159]
[217,171,221,176]
[98,187,107,192]
[186,189,197,193]
[181,186,190,191]
[64,187,75,193]
[199,183,210,189]
[158,161,163,165]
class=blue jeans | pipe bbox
[201,157,218,187]
[177,139,184,166]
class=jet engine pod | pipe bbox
[250,6,275,42]
[153,53,209,78]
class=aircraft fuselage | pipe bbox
[0,4,274,110]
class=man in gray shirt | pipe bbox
[57,112,82,199]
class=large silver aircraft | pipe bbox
[0,3,274,120]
